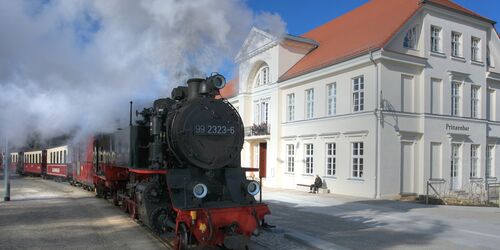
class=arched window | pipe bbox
[254,66,270,87]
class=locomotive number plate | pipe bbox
[193,124,235,136]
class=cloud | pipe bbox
[0,0,286,146]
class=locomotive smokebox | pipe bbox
[187,78,204,101]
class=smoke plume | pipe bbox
[0,0,286,146]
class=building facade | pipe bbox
[223,0,500,198]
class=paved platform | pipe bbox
[0,174,166,250]
[261,187,500,250]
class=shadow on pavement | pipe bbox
[265,199,448,250]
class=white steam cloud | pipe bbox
[0,0,286,146]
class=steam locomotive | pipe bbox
[10,74,270,249]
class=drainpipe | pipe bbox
[370,50,381,199]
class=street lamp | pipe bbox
[3,137,10,201]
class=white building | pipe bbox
[221,0,500,198]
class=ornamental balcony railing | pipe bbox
[245,123,270,137]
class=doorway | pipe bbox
[258,143,267,178]
[401,142,415,194]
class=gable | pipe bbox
[235,27,278,63]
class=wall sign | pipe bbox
[445,123,470,132]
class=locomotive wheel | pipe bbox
[150,208,168,235]
[176,223,190,250]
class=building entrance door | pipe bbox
[401,142,415,194]
[451,144,461,190]
[259,143,267,178]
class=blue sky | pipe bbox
[247,0,500,36]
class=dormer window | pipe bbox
[403,26,418,49]
[255,66,270,87]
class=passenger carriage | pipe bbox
[22,150,46,176]
[46,145,72,180]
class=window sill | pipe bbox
[347,178,364,182]
[403,46,419,52]
[469,177,483,182]
[323,175,337,179]
[451,56,466,62]
[471,60,484,66]
[302,174,314,177]
[430,51,446,58]
[284,172,295,175]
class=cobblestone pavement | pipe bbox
[261,187,500,250]
[0,174,311,250]
[0,174,166,250]
[250,229,310,250]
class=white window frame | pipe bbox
[326,143,336,176]
[470,145,480,178]
[451,31,463,58]
[305,89,314,119]
[327,83,337,116]
[431,26,442,53]
[352,76,364,112]
[486,145,494,178]
[286,93,295,122]
[471,37,481,62]
[304,143,314,174]
[351,142,364,178]
[254,66,270,87]
[451,81,461,116]
[403,26,418,49]
[286,144,295,173]
[451,144,461,179]
[261,101,269,125]
[471,86,480,119]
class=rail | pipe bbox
[245,123,270,136]
[486,179,500,204]
[426,179,447,205]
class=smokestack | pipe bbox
[187,78,204,101]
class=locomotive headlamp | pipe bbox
[193,183,208,199]
[247,181,260,196]
[211,74,226,89]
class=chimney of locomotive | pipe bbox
[187,78,204,101]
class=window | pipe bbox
[286,144,295,173]
[470,145,479,178]
[451,31,462,57]
[286,94,295,122]
[305,144,314,174]
[255,66,270,87]
[487,46,492,67]
[327,83,337,116]
[451,144,461,179]
[471,86,480,118]
[326,143,336,176]
[305,89,314,119]
[451,81,461,116]
[254,101,269,125]
[431,26,442,53]
[403,26,418,49]
[471,37,481,62]
[261,102,269,124]
[352,76,364,112]
[352,142,364,178]
[486,145,494,178]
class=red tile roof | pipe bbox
[219,78,238,98]
[279,0,494,82]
